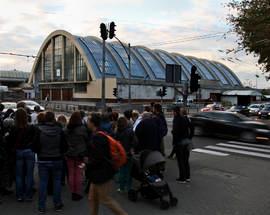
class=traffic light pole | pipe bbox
[101,39,106,112]
[128,43,131,107]
[114,36,132,107]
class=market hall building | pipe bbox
[29,30,245,104]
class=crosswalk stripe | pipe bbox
[192,148,229,156]
[217,143,270,153]
[205,145,270,159]
[228,141,270,149]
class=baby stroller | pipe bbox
[128,150,178,210]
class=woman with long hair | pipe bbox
[7,108,36,201]
[65,111,88,201]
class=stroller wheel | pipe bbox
[128,189,138,202]
[160,200,170,210]
[170,197,178,207]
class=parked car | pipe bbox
[18,100,45,112]
[200,103,224,112]
[1,102,17,112]
[227,105,250,116]
[190,111,270,143]
[248,104,264,116]
[258,105,270,119]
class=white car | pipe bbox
[19,100,45,112]
[248,104,264,116]
[1,102,17,112]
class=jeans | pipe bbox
[38,161,63,209]
[175,144,190,181]
[118,159,132,191]
[16,149,35,200]
[66,158,83,195]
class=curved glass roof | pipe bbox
[156,51,188,81]
[189,57,215,80]
[77,37,123,78]
[203,60,229,85]
[33,31,243,87]
[135,47,165,79]
[110,43,146,78]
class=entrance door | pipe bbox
[62,88,73,101]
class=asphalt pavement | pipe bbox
[1,123,270,215]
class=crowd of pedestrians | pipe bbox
[0,101,194,214]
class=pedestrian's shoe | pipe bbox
[117,188,125,193]
[176,178,187,184]
[186,178,191,183]
[72,193,83,201]
[55,203,64,212]
[38,208,46,214]
[17,197,24,202]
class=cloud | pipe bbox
[0,0,268,88]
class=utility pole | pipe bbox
[100,23,108,112]
[101,39,106,112]
[128,43,131,107]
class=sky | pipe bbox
[0,0,268,88]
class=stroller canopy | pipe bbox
[142,151,165,171]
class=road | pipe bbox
[1,123,270,214]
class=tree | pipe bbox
[227,0,270,74]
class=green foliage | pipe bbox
[227,0,270,73]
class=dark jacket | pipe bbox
[172,115,194,145]
[87,132,115,184]
[33,123,67,161]
[115,127,135,157]
[7,125,36,151]
[135,117,161,152]
[154,113,168,138]
[65,125,88,158]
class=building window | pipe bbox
[75,84,87,93]
[64,38,74,81]
[76,49,88,81]
[54,36,62,81]
[44,41,52,81]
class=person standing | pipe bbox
[87,113,128,215]
[6,108,36,202]
[115,117,135,193]
[172,107,193,183]
[33,111,67,213]
[135,112,161,153]
[31,106,41,125]
[153,104,168,156]
[65,111,88,201]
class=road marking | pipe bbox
[205,146,270,159]
[228,141,270,149]
[217,143,270,153]
[192,148,230,156]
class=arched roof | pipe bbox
[30,30,242,87]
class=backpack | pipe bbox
[98,131,127,170]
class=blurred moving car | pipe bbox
[227,105,250,116]
[190,111,270,143]
[1,102,17,112]
[258,105,270,119]
[248,104,264,116]
[18,100,45,112]
[200,103,224,112]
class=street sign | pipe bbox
[165,64,182,83]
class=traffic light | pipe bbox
[162,86,167,97]
[113,88,118,97]
[109,22,116,39]
[100,23,108,41]
[190,66,201,93]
